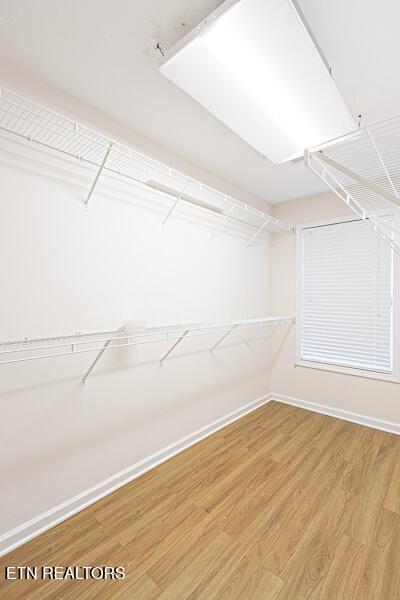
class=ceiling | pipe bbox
[0,0,399,204]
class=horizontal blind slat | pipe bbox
[300,218,393,374]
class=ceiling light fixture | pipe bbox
[159,0,355,164]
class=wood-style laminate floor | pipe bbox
[1,401,400,599]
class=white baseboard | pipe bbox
[0,394,270,558]
[270,392,400,435]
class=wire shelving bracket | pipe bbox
[0,87,292,242]
[305,114,400,254]
[0,317,295,383]
[84,142,113,207]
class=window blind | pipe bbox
[300,219,393,373]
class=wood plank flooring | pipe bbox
[1,401,400,599]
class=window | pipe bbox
[299,218,394,375]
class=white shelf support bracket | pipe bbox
[81,339,112,384]
[162,179,191,226]
[317,152,400,208]
[160,330,190,364]
[210,205,236,239]
[246,325,264,344]
[247,219,270,247]
[210,324,237,352]
[366,127,400,199]
[84,142,113,207]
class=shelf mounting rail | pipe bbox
[0,316,295,383]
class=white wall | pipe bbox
[270,193,400,423]
[0,107,271,535]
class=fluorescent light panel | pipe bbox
[160,0,355,163]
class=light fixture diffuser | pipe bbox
[160,0,355,163]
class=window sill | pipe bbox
[295,360,400,383]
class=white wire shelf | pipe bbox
[0,316,295,383]
[0,88,292,244]
[305,114,400,254]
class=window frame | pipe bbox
[296,215,400,383]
